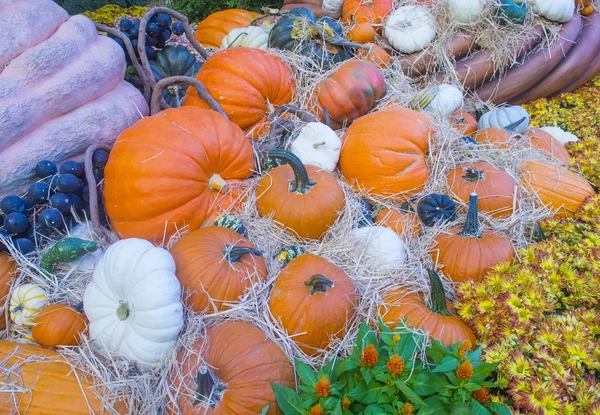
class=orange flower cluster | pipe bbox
[314,376,331,398]
[400,402,414,414]
[456,360,473,381]
[309,403,324,415]
[386,354,404,377]
[361,344,379,367]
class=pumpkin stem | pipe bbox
[268,104,317,124]
[208,174,229,193]
[224,245,263,263]
[74,301,84,313]
[85,143,113,236]
[475,104,491,121]
[504,117,528,133]
[194,366,226,408]
[305,274,334,295]
[458,193,483,238]
[323,107,332,128]
[409,85,439,110]
[428,269,451,316]
[150,76,226,117]
[116,302,129,321]
[267,149,316,194]
[312,142,327,149]
[462,168,484,182]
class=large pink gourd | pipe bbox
[0,0,149,196]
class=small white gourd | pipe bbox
[384,6,437,54]
[478,105,530,134]
[221,26,269,50]
[290,122,341,172]
[427,84,464,116]
[540,126,579,145]
[9,284,47,326]
[323,0,345,18]
[531,0,574,22]
[351,226,407,271]
[447,0,483,24]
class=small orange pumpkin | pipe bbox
[340,108,431,199]
[31,304,87,348]
[581,4,595,14]
[312,59,385,129]
[447,161,519,218]
[431,193,515,282]
[380,269,477,347]
[0,253,16,331]
[169,321,294,415]
[194,9,260,48]
[374,207,422,237]
[183,47,295,138]
[268,254,357,355]
[170,226,267,313]
[347,23,377,43]
[355,43,392,68]
[526,128,571,165]
[450,111,478,136]
[342,0,393,28]
[104,107,255,242]
[521,161,595,218]
[473,127,513,148]
[256,150,346,239]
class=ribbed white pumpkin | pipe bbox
[531,0,574,22]
[447,0,483,24]
[427,84,464,116]
[290,122,341,172]
[83,238,184,369]
[478,105,530,134]
[323,0,345,18]
[9,284,47,326]
[384,5,437,54]
[540,126,579,145]
[351,226,407,271]
[221,26,269,50]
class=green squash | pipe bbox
[268,7,351,68]
[40,238,100,274]
[212,214,247,237]
[127,45,202,107]
[497,0,527,24]
[274,246,305,267]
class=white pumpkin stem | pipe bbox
[312,141,327,149]
[208,174,229,193]
[116,302,129,321]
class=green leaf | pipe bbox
[462,382,482,392]
[356,321,378,349]
[487,402,512,415]
[396,381,425,405]
[360,367,374,385]
[260,404,270,415]
[419,397,450,415]
[331,402,343,415]
[295,360,318,386]
[471,362,499,382]
[471,400,492,415]
[348,384,387,404]
[467,347,483,363]
[408,372,441,396]
[394,333,417,362]
[432,356,460,373]
[364,404,386,415]
[427,339,450,364]
[271,382,305,415]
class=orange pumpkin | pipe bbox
[312,59,385,129]
[447,161,519,218]
[526,128,571,165]
[575,0,593,14]
[521,161,595,218]
[169,321,294,415]
[0,253,15,331]
[170,227,267,313]
[380,269,477,347]
[431,193,515,282]
[194,9,260,48]
[281,0,324,16]
[355,43,392,68]
[450,111,478,136]
[347,23,377,43]
[342,0,393,28]
[183,47,295,138]
[0,340,127,414]
[473,127,514,148]
[104,107,255,242]
[256,150,346,239]
[340,108,431,199]
[581,4,595,14]
[268,254,357,355]
[374,207,422,237]
[31,304,87,348]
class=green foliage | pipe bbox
[273,321,510,415]
[168,0,284,22]
[53,0,149,15]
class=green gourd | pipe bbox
[497,0,528,25]
[274,246,305,267]
[41,238,100,274]
[212,214,247,237]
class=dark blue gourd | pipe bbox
[417,194,457,227]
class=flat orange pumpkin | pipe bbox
[374,207,422,237]
[31,304,87,348]
[104,107,255,242]
[194,9,260,48]
[527,128,571,165]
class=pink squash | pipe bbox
[0,0,148,196]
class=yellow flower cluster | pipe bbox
[83,4,149,26]
[456,195,600,414]
[524,74,600,188]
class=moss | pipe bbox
[169,0,284,22]
[54,0,149,16]
[83,4,149,25]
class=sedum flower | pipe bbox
[386,354,405,377]
[361,344,378,367]
[473,386,490,404]
[309,403,324,415]
[456,360,473,381]
[314,376,331,398]
[342,397,351,410]
[400,402,414,414]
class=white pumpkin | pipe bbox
[540,126,579,145]
[427,84,464,116]
[9,284,47,326]
[83,238,184,369]
[323,0,345,18]
[384,6,437,54]
[447,0,483,24]
[351,226,407,271]
[221,26,269,50]
[290,122,341,172]
[478,105,530,134]
[531,0,574,22]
